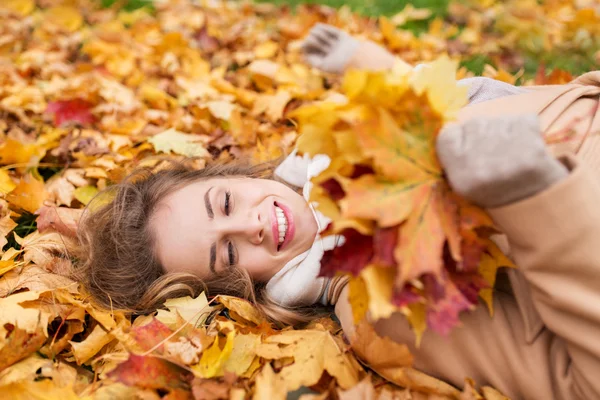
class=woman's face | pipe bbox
[152,177,319,281]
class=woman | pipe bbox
[77,24,600,399]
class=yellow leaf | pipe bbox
[215,295,267,325]
[405,303,427,348]
[0,139,45,167]
[73,185,99,206]
[256,330,359,391]
[0,0,35,16]
[223,333,260,376]
[194,331,235,378]
[252,364,287,400]
[156,292,214,330]
[6,174,48,213]
[139,84,178,110]
[355,108,439,180]
[361,265,397,321]
[69,324,114,365]
[0,211,17,249]
[340,175,422,228]
[45,6,83,32]
[0,291,53,339]
[0,170,16,194]
[0,260,17,276]
[148,128,210,158]
[0,379,80,400]
[252,90,292,122]
[254,40,279,59]
[206,100,236,121]
[347,276,368,324]
[409,56,468,119]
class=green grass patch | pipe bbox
[256,0,449,17]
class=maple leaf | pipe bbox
[193,331,235,378]
[108,354,193,390]
[129,318,174,354]
[0,326,46,372]
[156,292,214,330]
[214,296,268,326]
[255,330,359,391]
[6,174,48,214]
[46,99,96,128]
[320,229,373,277]
[69,324,115,365]
[148,128,210,158]
[36,205,82,238]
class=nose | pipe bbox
[223,210,264,245]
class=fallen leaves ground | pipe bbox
[0,0,598,399]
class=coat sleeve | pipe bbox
[487,155,600,400]
[336,157,600,400]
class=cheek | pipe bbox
[240,247,279,280]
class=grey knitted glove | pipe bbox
[437,114,569,208]
[301,23,360,74]
[301,23,397,74]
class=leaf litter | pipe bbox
[0,0,597,398]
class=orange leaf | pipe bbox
[6,174,48,214]
[394,183,446,287]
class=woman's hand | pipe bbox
[437,114,569,208]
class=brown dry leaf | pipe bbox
[14,230,69,268]
[0,265,76,297]
[36,205,82,237]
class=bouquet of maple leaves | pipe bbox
[294,58,515,340]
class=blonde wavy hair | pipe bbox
[74,159,322,326]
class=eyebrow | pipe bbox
[204,186,214,219]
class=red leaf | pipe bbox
[350,165,374,179]
[319,229,373,277]
[391,284,422,307]
[46,99,95,127]
[424,273,473,336]
[450,272,490,306]
[130,318,174,354]
[320,178,345,201]
[108,354,192,390]
[458,236,486,272]
[373,226,399,267]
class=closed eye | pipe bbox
[227,241,236,267]
[224,191,231,216]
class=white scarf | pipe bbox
[265,151,344,307]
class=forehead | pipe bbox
[151,179,214,275]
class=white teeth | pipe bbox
[275,205,288,245]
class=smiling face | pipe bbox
[151,177,319,282]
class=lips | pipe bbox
[273,201,295,252]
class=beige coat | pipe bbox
[335,72,600,400]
